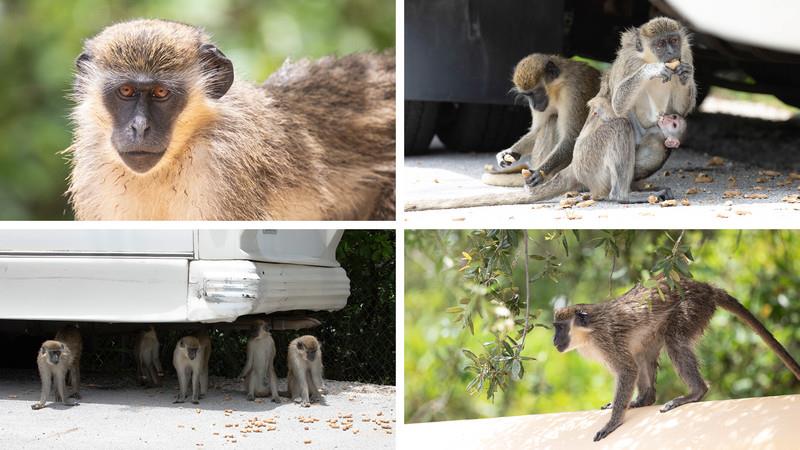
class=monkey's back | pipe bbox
[595,279,721,342]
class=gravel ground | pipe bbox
[404,108,800,227]
[0,371,395,450]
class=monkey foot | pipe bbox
[300,402,311,408]
[173,399,184,404]
[629,399,655,408]
[593,422,621,442]
[246,394,255,401]
[71,393,82,399]
[660,400,679,412]
[31,403,45,410]
[600,402,612,410]
[654,188,673,202]
[192,400,200,405]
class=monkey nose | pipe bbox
[130,116,150,140]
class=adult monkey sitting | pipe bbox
[65,19,395,220]
[525,16,696,190]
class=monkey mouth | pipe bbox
[118,150,165,174]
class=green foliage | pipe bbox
[405,230,800,423]
[0,0,395,219]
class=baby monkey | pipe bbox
[287,335,326,407]
[553,278,800,441]
[32,326,82,410]
[588,95,686,181]
[239,320,281,403]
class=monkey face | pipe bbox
[651,32,682,63]
[520,87,549,112]
[103,81,189,173]
[187,347,199,360]
[553,321,571,352]
[297,340,319,361]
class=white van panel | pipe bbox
[186,260,350,322]
[0,230,194,256]
[0,258,189,322]
[197,230,342,267]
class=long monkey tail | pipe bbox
[716,293,800,380]
[405,171,579,211]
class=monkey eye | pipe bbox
[670,37,678,45]
[152,86,170,99]
[118,85,136,98]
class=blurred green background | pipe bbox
[405,230,800,423]
[0,0,395,220]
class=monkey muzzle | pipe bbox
[118,150,165,174]
[188,349,198,360]
[529,88,549,112]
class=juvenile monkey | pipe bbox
[287,335,325,407]
[134,325,163,387]
[172,336,203,404]
[66,19,395,220]
[239,320,280,402]
[194,328,212,398]
[553,278,800,441]
[483,54,600,187]
[32,325,82,410]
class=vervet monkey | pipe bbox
[287,335,325,407]
[134,325,163,387]
[66,19,395,220]
[406,18,695,210]
[553,278,800,441]
[172,336,203,404]
[31,326,82,410]
[239,320,280,402]
[483,54,600,187]
[194,328,212,398]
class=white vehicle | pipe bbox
[0,230,349,325]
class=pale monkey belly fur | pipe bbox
[634,77,684,128]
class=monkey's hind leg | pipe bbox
[660,337,708,412]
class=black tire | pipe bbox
[436,102,530,152]
[405,101,440,155]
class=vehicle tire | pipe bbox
[436,103,530,152]
[405,101,440,154]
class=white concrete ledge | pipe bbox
[404,395,799,450]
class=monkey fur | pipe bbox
[483,54,600,188]
[239,320,281,403]
[553,278,800,441]
[287,335,326,407]
[406,18,694,211]
[172,335,203,404]
[134,325,163,387]
[66,19,395,220]
[32,325,82,410]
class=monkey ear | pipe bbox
[40,347,46,355]
[179,340,185,348]
[76,52,92,74]
[198,44,234,99]
[297,342,305,351]
[544,61,560,82]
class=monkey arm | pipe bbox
[239,347,253,379]
[526,136,576,187]
[594,361,637,441]
[611,63,669,116]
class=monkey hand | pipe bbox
[523,169,546,189]
[496,150,522,168]
[645,63,672,83]
[674,62,693,85]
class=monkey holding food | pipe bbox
[482,54,601,188]
[66,19,395,220]
[406,17,694,210]
[553,278,800,441]
[32,325,82,410]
